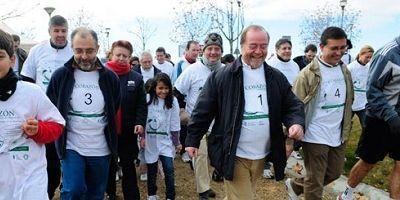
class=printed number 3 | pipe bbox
[85,93,92,105]
[258,94,263,105]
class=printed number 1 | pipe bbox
[335,89,340,98]
[258,94,262,105]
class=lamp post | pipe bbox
[43,6,55,18]
[105,27,111,50]
[234,0,242,57]
[339,0,347,28]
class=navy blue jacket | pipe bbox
[46,57,121,159]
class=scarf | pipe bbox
[201,56,222,72]
[106,60,131,75]
[185,55,197,64]
[0,69,18,101]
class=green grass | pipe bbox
[344,116,394,191]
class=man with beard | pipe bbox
[46,27,120,199]
[20,15,73,199]
[174,33,223,200]
[185,25,305,200]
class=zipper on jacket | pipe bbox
[228,75,242,155]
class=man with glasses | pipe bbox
[46,27,121,199]
[20,15,73,199]
[185,25,305,200]
[286,27,354,200]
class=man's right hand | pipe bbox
[185,147,199,158]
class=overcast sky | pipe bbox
[2,0,400,60]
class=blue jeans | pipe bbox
[147,155,175,199]
[61,149,110,200]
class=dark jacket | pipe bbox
[46,57,121,159]
[133,65,161,77]
[115,68,148,156]
[293,55,309,70]
[16,48,27,74]
[186,57,305,181]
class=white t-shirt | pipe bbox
[144,97,180,163]
[267,55,300,85]
[20,40,73,92]
[66,70,109,156]
[237,62,271,160]
[141,66,155,83]
[303,62,346,147]
[0,81,65,200]
[154,61,174,79]
[174,61,211,115]
[348,60,369,111]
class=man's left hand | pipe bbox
[134,125,144,135]
[288,124,304,140]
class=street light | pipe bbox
[43,7,55,18]
[105,27,111,50]
[339,0,347,28]
[235,0,242,57]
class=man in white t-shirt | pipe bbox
[171,40,200,83]
[19,15,73,199]
[46,27,121,200]
[175,33,223,200]
[288,27,354,200]
[133,51,161,84]
[186,25,305,200]
[154,47,174,79]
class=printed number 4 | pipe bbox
[258,94,263,105]
[85,93,92,105]
[335,89,340,98]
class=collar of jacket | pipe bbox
[396,36,400,47]
[64,57,105,73]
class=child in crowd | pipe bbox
[0,29,65,199]
[141,73,181,200]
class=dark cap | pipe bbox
[203,33,223,52]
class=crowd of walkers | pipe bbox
[1,14,400,200]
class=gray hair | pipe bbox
[71,27,98,46]
[240,25,270,46]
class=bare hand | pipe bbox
[22,118,39,136]
[288,124,304,140]
[185,147,198,158]
[175,144,182,152]
[140,138,145,149]
[134,125,144,135]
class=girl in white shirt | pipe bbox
[141,73,181,200]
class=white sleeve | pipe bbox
[20,48,37,80]
[170,98,181,132]
[174,67,192,96]
[34,86,65,125]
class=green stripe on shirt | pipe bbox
[321,103,345,109]
[243,114,269,120]
[10,146,29,151]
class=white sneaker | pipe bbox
[263,169,274,179]
[181,152,191,163]
[147,195,159,200]
[285,178,299,200]
[291,151,303,160]
[140,173,147,181]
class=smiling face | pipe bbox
[203,44,222,64]
[320,38,347,65]
[276,42,292,61]
[241,28,269,69]
[155,80,170,99]
[72,34,99,71]
[49,25,68,47]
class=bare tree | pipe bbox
[68,8,108,54]
[0,0,39,21]
[212,0,245,54]
[299,3,361,46]
[129,17,157,52]
[170,0,216,44]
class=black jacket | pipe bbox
[46,57,121,159]
[15,48,27,74]
[133,65,161,78]
[115,69,148,156]
[186,57,305,181]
